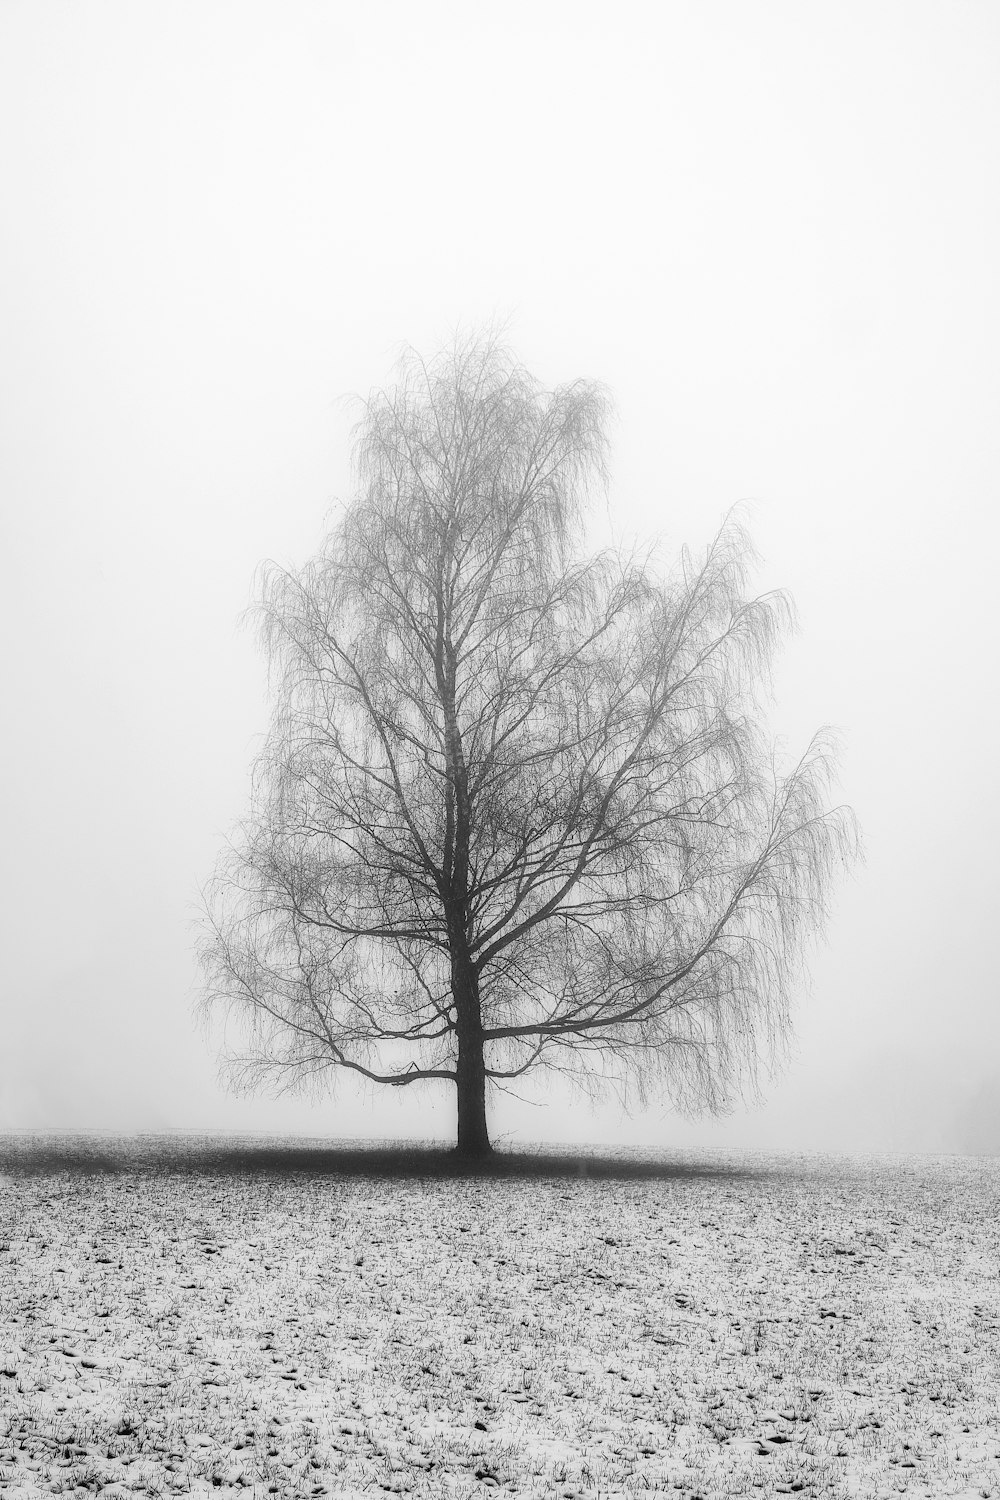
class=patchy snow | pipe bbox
[1,1138,998,1498]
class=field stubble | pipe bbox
[0,1138,998,1499]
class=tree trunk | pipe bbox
[453,956,492,1159]
[441,656,490,1158]
[456,1028,491,1159]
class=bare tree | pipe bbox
[200,334,858,1159]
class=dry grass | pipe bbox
[1,1136,998,1498]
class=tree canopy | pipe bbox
[201,335,857,1156]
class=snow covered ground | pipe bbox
[0,1137,998,1498]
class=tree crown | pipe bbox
[201,336,858,1142]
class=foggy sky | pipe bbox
[3,0,999,1154]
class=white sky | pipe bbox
[3,0,999,1154]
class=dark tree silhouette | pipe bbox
[201,335,857,1158]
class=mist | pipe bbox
[3,0,998,1154]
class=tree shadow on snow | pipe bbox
[0,1134,771,1182]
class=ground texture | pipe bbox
[1,1137,998,1499]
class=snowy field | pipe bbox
[1,1137,998,1500]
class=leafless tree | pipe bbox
[200,334,858,1159]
